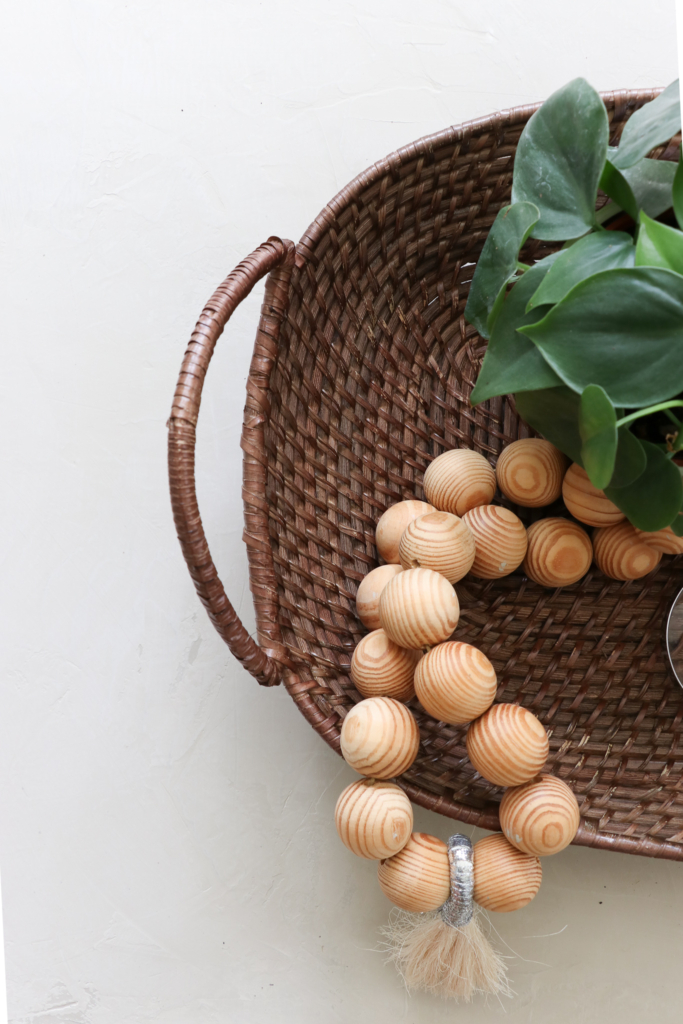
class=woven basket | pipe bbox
[169,89,683,861]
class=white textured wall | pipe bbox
[1,2,681,1021]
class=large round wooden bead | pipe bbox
[499,775,580,857]
[593,521,662,581]
[335,779,414,860]
[350,630,419,701]
[356,564,403,629]
[377,832,450,912]
[379,567,459,649]
[496,438,567,508]
[466,703,549,787]
[340,697,420,779]
[472,833,542,912]
[561,463,625,527]
[462,505,528,579]
[376,500,435,564]
[423,449,496,516]
[414,641,497,725]
[635,526,683,555]
[523,517,593,588]
[398,511,475,583]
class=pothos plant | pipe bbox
[465,78,683,535]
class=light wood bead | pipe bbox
[466,703,549,787]
[379,567,460,649]
[499,774,580,857]
[593,521,663,581]
[350,630,419,701]
[340,697,420,779]
[377,832,451,912]
[376,501,436,564]
[423,449,496,516]
[523,517,593,588]
[561,463,625,527]
[462,505,528,579]
[414,641,497,725]
[335,779,414,860]
[496,438,568,508]
[473,834,542,912]
[635,526,683,555]
[398,511,475,583]
[356,564,403,629]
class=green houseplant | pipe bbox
[466,78,683,535]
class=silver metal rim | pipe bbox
[666,587,683,689]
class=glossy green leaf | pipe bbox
[511,78,608,241]
[521,267,683,407]
[671,505,683,536]
[579,385,617,489]
[470,257,562,405]
[605,441,683,531]
[620,158,676,218]
[464,202,539,339]
[611,81,680,169]
[611,428,647,489]
[635,211,683,273]
[527,231,634,310]
[673,152,683,229]
[599,158,638,220]
[514,387,583,465]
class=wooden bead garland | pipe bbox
[496,438,567,508]
[356,564,403,629]
[472,833,542,912]
[350,630,419,701]
[377,832,451,912]
[335,779,413,859]
[379,567,459,649]
[466,703,549,787]
[561,463,625,527]
[376,500,435,563]
[499,774,580,857]
[398,511,475,583]
[461,505,528,579]
[423,449,496,516]
[634,526,683,555]
[593,521,662,581]
[340,696,420,779]
[414,641,497,725]
[523,517,593,588]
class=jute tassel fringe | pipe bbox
[380,835,510,1001]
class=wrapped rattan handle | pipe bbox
[168,236,295,686]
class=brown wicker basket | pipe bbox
[169,89,683,861]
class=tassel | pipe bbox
[380,834,510,1001]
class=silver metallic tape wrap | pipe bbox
[440,833,474,928]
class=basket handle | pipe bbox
[168,236,296,686]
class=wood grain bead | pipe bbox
[379,567,460,649]
[499,775,580,857]
[523,517,593,588]
[561,463,625,527]
[635,526,683,555]
[414,641,497,725]
[376,500,435,563]
[461,505,528,579]
[496,438,567,508]
[340,697,420,779]
[472,834,542,912]
[356,564,403,629]
[423,449,496,516]
[398,511,475,583]
[350,629,420,701]
[377,832,451,912]
[335,779,414,860]
[466,703,549,787]
[593,521,663,581]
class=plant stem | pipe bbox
[665,409,683,428]
[616,401,683,428]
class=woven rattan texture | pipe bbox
[243,91,683,860]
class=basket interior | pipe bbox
[257,93,683,854]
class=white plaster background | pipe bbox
[1,1,682,1021]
